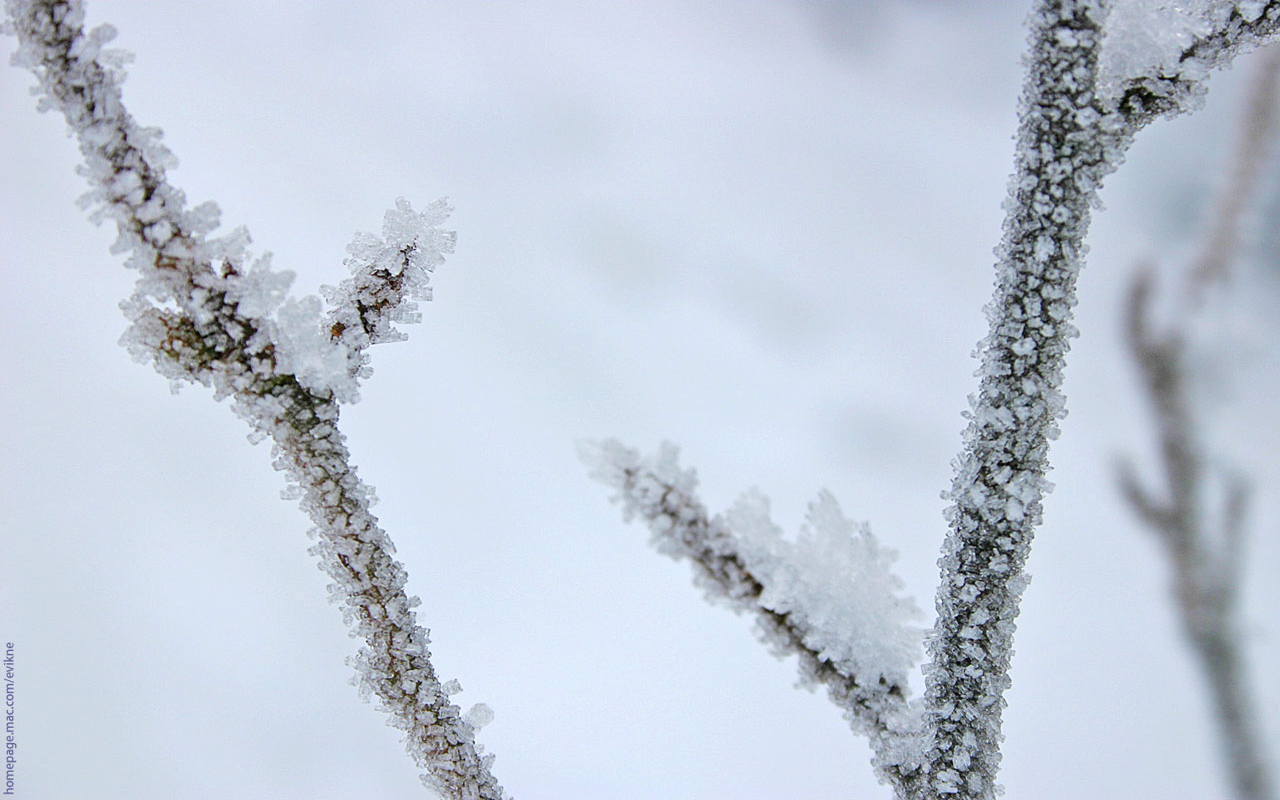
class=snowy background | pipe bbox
[3,1,1279,798]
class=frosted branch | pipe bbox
[920,4,1117,796]
[581,440,928,793]
[1105,2,1280,133]
[322,196,456,392]
[4,1,502,796]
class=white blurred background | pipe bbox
[2,2,1278,797]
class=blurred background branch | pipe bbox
[1118,44,1280,800]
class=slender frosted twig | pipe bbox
[921,4,1280,796]
[920,5,1117,795]
[4,2,503,796]
[582,440,927,794]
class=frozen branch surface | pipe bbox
[4,1,502,797]
[920,4,1116,795]
[911,3,1280,797]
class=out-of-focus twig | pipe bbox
[1189,46,1280,304]
[1117,45,1280,800]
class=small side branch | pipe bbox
[323,197,456,389]
[582,440,927,796]
[1110,2,1280,133]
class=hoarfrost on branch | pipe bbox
[588,2,1280,798]
[7,0,1280,798]
[4,1,501,797]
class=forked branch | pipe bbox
[5,1,503,796]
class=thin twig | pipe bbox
[5,2,504,796]
[1117,43,1280,800]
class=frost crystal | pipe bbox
[225,254,294,320]
[464,703,495,731]
[273,295,353,401]
[322,198,456,381]
[727,490,922,690]
[1098,0,1217,100]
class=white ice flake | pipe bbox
[464,704,495,731]
[225,255,295,319]
[1101,1,1199,93]
[273,296,357,401]
[727,490,922,687]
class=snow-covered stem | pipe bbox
[581,440,927,794]
[270,394,505,800]
[919,6,1280,793]
[1116,48,1280,800]
[920,4,1118,795]
[4,1,502,796]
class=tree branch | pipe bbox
[4,1,504,796]
[581,440,928,795]
[921,4,1117,795]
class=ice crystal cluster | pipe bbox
[1099,0,1278,102]
[726,489,922,690]
[4,1,499,797]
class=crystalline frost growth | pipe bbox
[728,490,922,693]
[320,197,455,401]
[1098,0,1219,99]
[239,196,455,405]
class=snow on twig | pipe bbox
[580,440,928,791]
